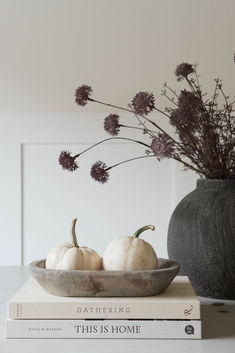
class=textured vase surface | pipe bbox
[167,179,235,299]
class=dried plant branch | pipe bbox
[62,63,235,182]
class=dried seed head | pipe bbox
[151,134,175,161]
[90,161,109,183]
[75,85,92,106]
[104,114,120,136]
[132,91,155,116]
[175,63,194,81]
[59,151,78,172]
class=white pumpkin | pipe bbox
[46,218,102,270]
[103,225,158,271]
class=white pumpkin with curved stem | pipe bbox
[103,225,158,271]
[46,219,102,270]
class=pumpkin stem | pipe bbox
[71,218,79,248]
[133,225,155,238]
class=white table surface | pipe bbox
[0,267,234,353]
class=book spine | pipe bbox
[8,302,200,320]
[6,319,201,339]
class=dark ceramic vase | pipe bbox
[167,179,235,299]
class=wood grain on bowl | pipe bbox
[29,258,180,297]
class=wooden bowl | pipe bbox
[29,258,180,297]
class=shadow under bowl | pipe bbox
[29,258,180,297]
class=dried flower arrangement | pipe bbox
[59,63,235,182]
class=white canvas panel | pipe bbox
[23,143,174,265]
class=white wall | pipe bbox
[0,113,176,265]
[0,0,234,265]
[1,0,235,114]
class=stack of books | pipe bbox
[6,276,201,339]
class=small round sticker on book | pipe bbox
[185,325,194,335]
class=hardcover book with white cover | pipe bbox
[6,319,201,339]
[8,276,200,320]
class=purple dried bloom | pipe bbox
[75,85,92,106]
[132,91,155,116]
[178,91,202,112]
[90,161,109,183]
[170,91,202,130]
[59,151,78,172]
[177,130,197,154]
[104,114,120,136]
[170,109,189,126]
[151,133,175,161]
[170,108,199,135]
[175,63,194,80]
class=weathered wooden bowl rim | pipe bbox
[29,258,180,276]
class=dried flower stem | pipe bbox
[163,82,179,99]
[107,152,204,176]
[153,106,200,153]
[72,63,235,180]
[131,111,156,139]
[89,96,202,171]
[106,154,156,171]
[88,98,133,114]
[89,97,169,133]
[173,155,205,176]
[194,66,203,96]
[120,124,157,134]
[89,97,178,144]
[219,85,230,108]
[161,91,178,106]
[74,137,150,159]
